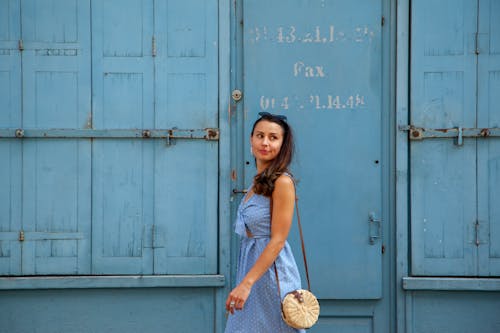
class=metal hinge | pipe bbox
[18,39,24,51]
[475,33,479,55]
[368,212,381,245]
[474,220,480,246]
[19,230,24,242]
[152,36,157,57]
[381,16,385,26]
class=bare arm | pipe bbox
[226,175,295,313]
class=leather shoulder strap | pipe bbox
[270,179,312,293]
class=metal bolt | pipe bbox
[232,89,242,101]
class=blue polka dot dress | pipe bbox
[225,183,305,333]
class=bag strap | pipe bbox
[271,182,312,299]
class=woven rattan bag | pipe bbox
[271,189,320,329]
[281,289,320,329]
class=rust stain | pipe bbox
[480,128,490,137]
[231,169,237,181]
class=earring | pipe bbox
[250,145,253,155]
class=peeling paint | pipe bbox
[85,112,92,129]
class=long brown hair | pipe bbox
[251,113,295,197]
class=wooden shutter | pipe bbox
[19,0,92,275]
[477,0,500,276]
[91,0,155,274]
[0,0,22,275]
[410,0,478,275]
[152,0,219,274]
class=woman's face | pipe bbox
[250,120,284,166]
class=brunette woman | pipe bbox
[225,112,304,332]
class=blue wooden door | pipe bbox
[91,0,219,275]
[0,0,92,275]
[410,0,500,276]
[0,0,219,277]
[241,1,389,331]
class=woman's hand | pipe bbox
[225,282,252,314]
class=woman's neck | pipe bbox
[256,161,270,174]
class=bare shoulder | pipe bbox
[273,174,295,198]
[275,174,295,189]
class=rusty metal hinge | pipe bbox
[18,39,24,51]
[19,230,25,242]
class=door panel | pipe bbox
[19,0,92,275]
[153,0,219,274]
[410,0,478,276]
[0,140,22,275]
[91,0,154,274]
[91,0,219,274]
[0,0,21,275]
[243,0,383,299]
[478,0,500,276]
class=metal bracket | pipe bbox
[165,128,219,146]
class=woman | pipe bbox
[225,112,304,332]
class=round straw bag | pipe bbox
[281,289,320,329]
[270,189,320,329]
